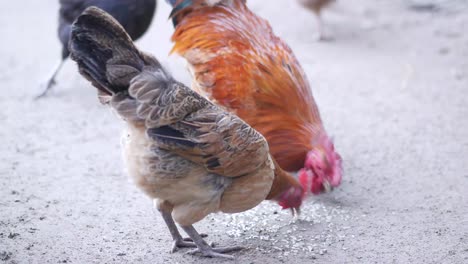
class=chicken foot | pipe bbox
[181,225,243,259]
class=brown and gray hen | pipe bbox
[68,7,303,259]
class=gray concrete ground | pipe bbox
[1,0,467,263]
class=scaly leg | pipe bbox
[35,59,65,100]
[181,225,243,259]
[155,200,206,253]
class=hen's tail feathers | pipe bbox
[69,6,160,97]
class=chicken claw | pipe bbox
[186,246,244,259]
[172,234,213,253]
[182,225,243,259]
[185,247,242,259]
[171,239,197,253]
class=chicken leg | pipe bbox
[155,200,201,252]
[314,12,326,41]
[35,59,65,100]
[159,210,201,252]
[313,10,334,41]
[181,225,243,259]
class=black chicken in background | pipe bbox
[35,0,157,99]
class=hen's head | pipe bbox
[277,185,304,215]
[299,136,342,194]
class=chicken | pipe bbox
[297,0,335,40]
[169,0,342,195]
[35,0,156,99]
[68,7,309,258]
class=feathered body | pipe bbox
[170,0,342,194]
[68,7,307,258]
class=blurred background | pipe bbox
[0,0,467,263]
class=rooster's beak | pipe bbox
[323,180,333,193]
[290,207,301,220]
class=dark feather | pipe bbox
[169,0,194,26]
[147,126,197,148]
[59,0,156,59]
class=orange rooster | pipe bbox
[168,0,342,195]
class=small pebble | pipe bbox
[8,233,20,239]
[438,47,449,55]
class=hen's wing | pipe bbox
[120,71,270,178]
